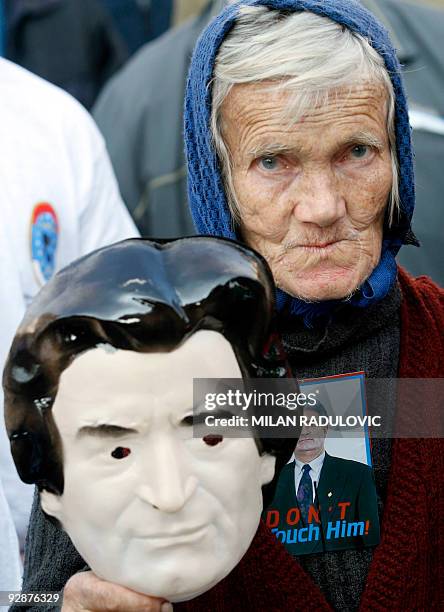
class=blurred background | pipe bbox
[0,0,443,277]
[0,0,209,109]
[0,0,443,276]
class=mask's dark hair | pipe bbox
[4,237,297,507]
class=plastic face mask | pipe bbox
[41,330,276,602]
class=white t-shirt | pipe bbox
[0,58,139,551]
[0,477,21,593]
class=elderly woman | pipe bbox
[184,4,444,609]
[14,1,443,611]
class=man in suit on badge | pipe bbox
[267,402,380,555]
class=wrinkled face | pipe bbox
[294,409,327,459]
[41,331,275,602]
[220,82,393,301]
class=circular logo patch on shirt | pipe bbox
[30,202,59,285]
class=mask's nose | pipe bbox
[136,434,197,513]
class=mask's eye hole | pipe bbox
[203,435,223,447]
[111,447,131,459]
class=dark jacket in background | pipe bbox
[4,0,128,109]
[93,0,223,238]
[0,0,5,56]
[363,0,444,286]
[99,0,174,55]
[93,0,444,286]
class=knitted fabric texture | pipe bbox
[184,0,415,323]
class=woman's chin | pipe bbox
[277,263,368,302]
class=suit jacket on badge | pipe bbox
[268,453,380,555]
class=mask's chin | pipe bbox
[108,556,240,603]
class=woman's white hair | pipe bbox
[211,5,399,226]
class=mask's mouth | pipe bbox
[135,524,209,542]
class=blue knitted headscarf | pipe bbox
[184,0,415,326]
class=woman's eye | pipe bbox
[350,144,370,159]
[259,156,280,171]
[111,447,131,459]
[202,435,223,447]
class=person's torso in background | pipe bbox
[93,0,223,239]
[3,0,128,109]
[362,0,444,286]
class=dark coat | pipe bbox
[99,0,174,55]
[92,1,223,237]
[361,0,444,286]
[267,452,380,555]
[4,0,128,109]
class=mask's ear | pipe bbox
[259,454,276,486]
[40,490,63,520]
